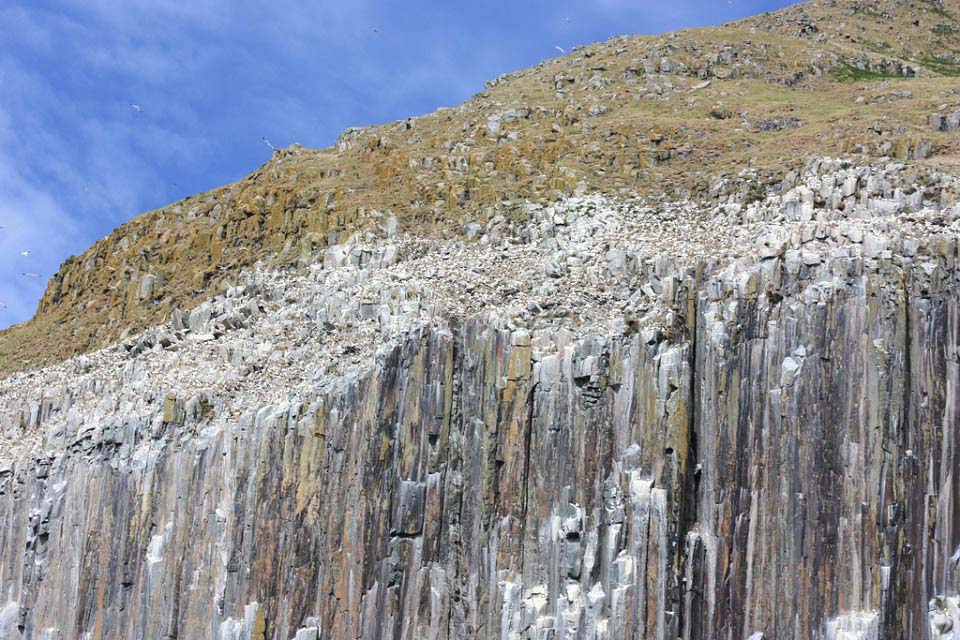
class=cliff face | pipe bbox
[2,2,960,638]
[0,157,958,639]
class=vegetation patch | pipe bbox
[861,40,893,55]
[851,5,892,21]
[830,63,903,82]
[915,55,960,76]
[923,1,956,21]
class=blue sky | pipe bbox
[0,0,794,329]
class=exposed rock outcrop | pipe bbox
[931,109,960,132]
[2,1,960,637]
[0,158,958,639]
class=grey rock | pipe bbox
[486,115,502,138]
[0,160,958,639]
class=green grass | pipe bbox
[861,40,893,55]
[830,63,903,82]
[915,55,960,76]
[915,0,954,21]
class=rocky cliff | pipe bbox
[2,2,960,639]
[0,157,959,639]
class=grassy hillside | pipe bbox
[2,0,959,375]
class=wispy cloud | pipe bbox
[0,106,83,326]
[0,1,227,328]
[0,0,794,329]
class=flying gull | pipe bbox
[555,45,566,54]
[130,103,143,113]
[261,137,276,151]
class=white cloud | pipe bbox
[0,0,518,328]
[0,130,83,328]
[0,0,789,331]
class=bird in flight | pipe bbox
[130,103,143,113]
[370,27,379,33]
[261,137,276,151]
[20,272,40,278]
[19,250,29,257]
[555,45,566,54]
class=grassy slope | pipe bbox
[1,0,959,375]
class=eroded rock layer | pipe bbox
[0,159,958,639]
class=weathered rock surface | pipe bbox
[931,109,960,132]
[0,158,958,638]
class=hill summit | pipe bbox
[1,0,959,374]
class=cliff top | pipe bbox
[1,0,959,376]
[2,155,958,462]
